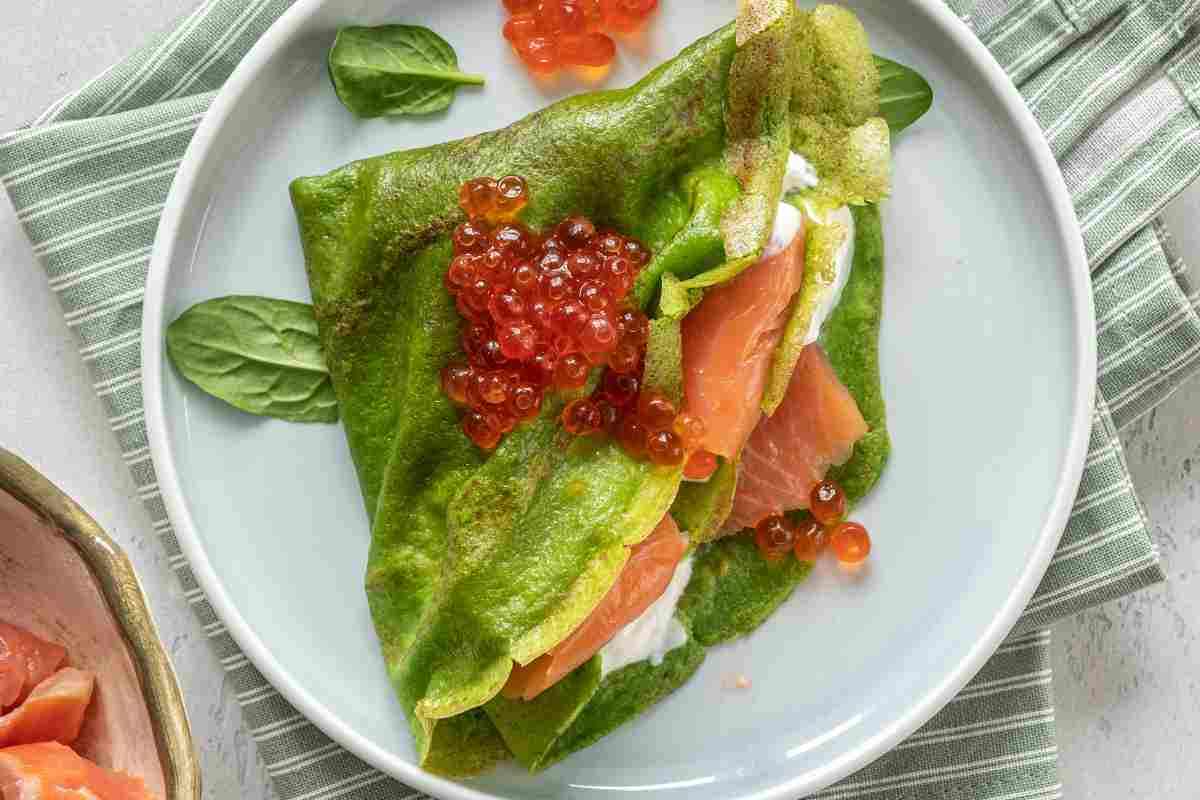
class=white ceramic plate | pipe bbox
[143,2,1094,798]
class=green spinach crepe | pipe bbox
[290,0,896,775]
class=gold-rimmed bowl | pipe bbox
[0,448,200,800]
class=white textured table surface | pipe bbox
[2,2,1198,798]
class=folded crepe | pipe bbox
[290,0,893,775]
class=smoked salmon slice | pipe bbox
[0,624,67,713]
[681,216,807,462]
[0,742,155,800]
[0,669,95,749]
[503,516,689,701]
[728,343,867,531]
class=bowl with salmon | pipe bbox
[0,449,201,800]
[142,0,1094,797]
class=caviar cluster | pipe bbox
[442,174,666,454]
[753,480,873,566]
[501,0,659,74]
[563,386,706,468]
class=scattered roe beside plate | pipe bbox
[442,175,697,465]
[501,0,659,74]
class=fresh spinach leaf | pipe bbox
[329,25,485,118]
[874,55,933,135]
[165,296,338,423]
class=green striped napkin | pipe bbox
[3,0,1198,797]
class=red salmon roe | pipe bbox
[443,175,696,460]
[605,255,634,296]
[477,338,509,370]
[512,261,538,293]
[494,408,518,434]
[554,334,582,358]
[580,0,605,29]
[445,256,477,291]
[616,309,650,344]
[551,299,588,336]
[810,479,847,527]
[560,33,618,67]
[498,322,537,360]
[645,430,685,466]
[475,371,509,405]
[597,398,620,431]
[562,399,604,435]
[754,515,795,561]
[554,352,591,389]
[622,238,649,266]
[672,413,705,450]
[617,415,648,457]
[603,0,659,30]
[465,279,492,313]
[540,272,571,303]
[608,339,641,374]
[830,522,872,564]
[537,0,587,34]
[495,175,530,218]
[792,517,827,563]
[515,35,560,73]
[579,280,614,313]
[463,410,502,451]
[584,348,610,366]
[559,217,597,249]
[603,370,639,407]
[580,314,618,353]
[459,178,498,219]
[637,391,676,432]
[504,13,539,43]
[500,0,655,76]
[453,221,490,254]
[441,362,472,406]
[597,231,623,253]
[737,476,873,568]
[493,221,537,257]
[509,383,543,419]
[458,175,532,223]
[490,288,526,324]
[524,351,557,387]
[683,450,718,481]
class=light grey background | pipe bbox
[0,2,1196,798]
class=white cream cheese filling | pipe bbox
[802,204,855,346]
[599,554,694,677]
[782,151,820,194]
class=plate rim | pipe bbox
[142,2,1097,797]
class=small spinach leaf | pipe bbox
[165,296,338,423]
[329,25,485,118]
[874,55,933,135]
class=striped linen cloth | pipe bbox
[2,0,1198,797]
